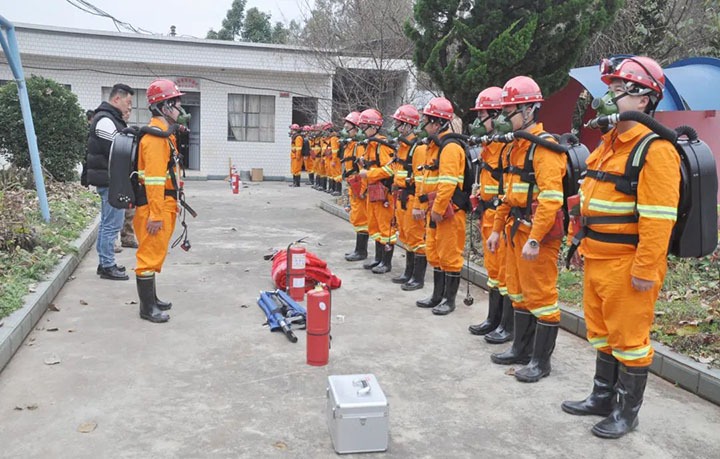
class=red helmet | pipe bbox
[289,123,300,130]
[147,79,184,105]
[470,87,503,111]
[600,56,665,99]
[422,97,454,120]
[344,111,361,126]
[322,121,333,130]
[358,109,383,127]
[302,125,312,132]
[391,104,420,126]
[501,76,543,105]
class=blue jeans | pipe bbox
[96,187,125,268]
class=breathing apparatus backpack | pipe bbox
[493,131,590,241]
[108,125,178,210]
[301,137,311,157]
[577,111,718,259]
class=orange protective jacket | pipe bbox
[578,124,680,282]
[392,135,417,189]
[492,123,566,241]
[414,131,466,215]
[291,134,303,160]
[365,136,395,184]
[138,117,179,220]
[478,142,505,203]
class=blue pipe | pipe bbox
[0,16,50,222]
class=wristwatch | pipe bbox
[528,238,539,249]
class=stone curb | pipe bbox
[0,215,100,373]
[319,199,720,406]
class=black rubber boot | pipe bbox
[363,241,383,269]
[432,272,461,315]
[468,288,502,335]
[294,175,301,187]
[392,251,414,284]
[484,295,515,344]
[515,321,559,382]
[402,254,426,291]
[490,310,536,365]
[137,275,169,323]
[372,244,394,274]
[324,178,332,193]
[562,352,619,416]
[152,276,172,311]
[345,232,369,262]
[333,181,342,196]
[592,365,649,439]
[416,268,444,308]
[308,173,315,186]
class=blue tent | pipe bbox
[569,56,720,112]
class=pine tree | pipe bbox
[405,0,622,117]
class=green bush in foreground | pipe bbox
[0,75,88,182]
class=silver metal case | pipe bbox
[326,374,389,454]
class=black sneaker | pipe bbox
[98,265,129,280]
[96,264,126,275]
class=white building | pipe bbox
[0,23,421,179]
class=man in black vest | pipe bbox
[84,83,134,280]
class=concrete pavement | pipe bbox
[0,181,719,458]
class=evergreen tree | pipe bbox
[405,0,622,116]
[271,21,290,44]
[206,0,247,40]
[242,8,273,43]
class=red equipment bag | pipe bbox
[271,249,342,292]
[367,182,388,202]
[531,201,565,243]
[426,191,455,219]
[347,174,363,196]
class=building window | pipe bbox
[101,86,151,127]
[228,94,275,142]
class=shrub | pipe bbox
[0,75,87,182]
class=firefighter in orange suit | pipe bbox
[313,126,326,191]
[561,56,679,439]
[327,123,343,196]
[486,76,566,381]
[388,104,427,291]
[467,87,513,344]
[302,126,314,185]
[414,97,466,315]
[343,111,370,261]
[357,109,396,274]
[289,124,303,187]
[133,79,185,324]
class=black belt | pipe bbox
[164,189,177,198]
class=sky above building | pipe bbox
[2,0,306,39]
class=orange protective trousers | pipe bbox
[367,199,395,245]
[397,195,425,254]
[304,156,314,173]
[504,223,561,323]
[481,209,506,294]
[349,187,368,233]
[133,197,177,275]
[584,255,664,367]
[291,156,303,175]
[425,210,466,272]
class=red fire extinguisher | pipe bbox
[287,244,306,301]
[306,285,330,366]
[231,165,240,194]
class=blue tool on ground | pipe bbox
[257,289,307,343]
